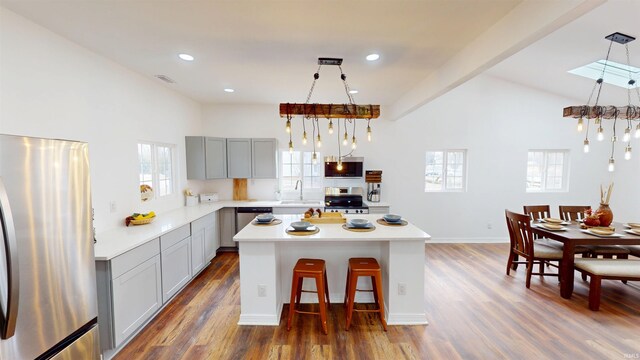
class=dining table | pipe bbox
[530,221,640,299]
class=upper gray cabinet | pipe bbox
[252,138,278,179]
[185,136,227,180]
[226,138,253,179]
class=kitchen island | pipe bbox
[234,214,430,326]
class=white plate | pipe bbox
[537,218,570,225]
[533,223,567,231]
[346,222,374,229]
[287,225,317,232]
[625,229,640,236]
[580,229,623,238]
[625,223,640,229]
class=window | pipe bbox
[138,142,176,199]
[526,150,569,192]
[281,151,323,191]
[425,150,467,192]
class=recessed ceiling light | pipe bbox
[349,90,359,94]
[178,53,194,61]
[224,88,235,93]
[366,53,380,61]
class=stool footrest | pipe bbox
[354,308,382,313]
[300,289,317,293]
[295,310,320,315]
[355,288,374,292]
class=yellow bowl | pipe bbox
[130,217,155,225]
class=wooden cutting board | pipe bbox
[233,178,248,200]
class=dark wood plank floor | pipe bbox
[115,244,640,359]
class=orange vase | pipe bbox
[596,203,613,227]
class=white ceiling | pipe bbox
[3,0,636,114]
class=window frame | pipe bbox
[424,149,468,193]
[280,150,323,192]
[525,149,570,193]
[137,141,177,200]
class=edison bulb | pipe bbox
[288,140,293,153]
[351,136,357,150]
[597,127,604,141]
[302,131,307,145]
[625,146,632,160]
[583,139,590,153]
[286,119,291,133]
[343,132,348,146]
[608,158,615,172]
[367,125,372,141]
[577,118,583,132]
[312,152,317,164]
[328,120,334,134]
[317,134,322,148]
[337,161,343,171]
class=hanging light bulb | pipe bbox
[597,126,604,141]
[577,117,584,132]
[302,131,307,145]
[317,133,322,147]
[289,140,293,153]
[312,152,317,164]
[336,160,343,171]
[636,123,640,138]
[595,116,601,125]
[583,139,590,153]
[624,127,631,142]
[608,157,615,172]
[328,120,334,134]
[285,119,291,133]
[625,145,632,160]
[351,136,357,149]
[343,131,348,146]
[367,125,372,141]
[611,135,617,143]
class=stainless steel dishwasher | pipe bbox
[231,207,274,248]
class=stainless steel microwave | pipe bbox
[324,157,363,178]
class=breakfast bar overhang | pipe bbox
[233,214,430,326]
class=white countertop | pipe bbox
[363,200,391,207]
[94,199,326,260]
[233,214,430,242]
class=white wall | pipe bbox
[0,8,202,232]
[201,75,639,242]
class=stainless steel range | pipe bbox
[324,187,369,214]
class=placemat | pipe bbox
[342,224,376,232]
[251,219,282,226]
[286,227,320,236]
[376,219,408,226]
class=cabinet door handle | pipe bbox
[0,177,20,339]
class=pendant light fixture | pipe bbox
[280,58,380,169]
[563,32,640,172]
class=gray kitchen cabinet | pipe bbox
[190,227,206,275]
[160,224,192,303]
[251,138,278,179]
[219,207,237,248]
[226,138,252,178]
[95,239,162,353]
[192,212,219,263]
[185,136,227,180]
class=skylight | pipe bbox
[568,60,639,89]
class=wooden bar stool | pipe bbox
[286,258,330,334]
[344,257,387,331]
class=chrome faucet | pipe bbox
[294,180,303,200]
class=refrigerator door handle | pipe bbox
[0,177,19,339]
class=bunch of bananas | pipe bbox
[132,211,155,220]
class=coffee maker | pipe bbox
[365,170,382,203]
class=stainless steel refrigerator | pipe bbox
[0,134,99,359]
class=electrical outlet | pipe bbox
[258,284,267,297]
[109,201,117,213]
[398,283,407,296]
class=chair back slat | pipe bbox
[505,210,535,258]
[559,205,591,221]
[523,205,551,221]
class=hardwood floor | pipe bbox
[115,244,640,359]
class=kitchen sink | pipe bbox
[279,200,323,205]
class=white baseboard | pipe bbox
[238,303,283,326]
[426,237,509,244]
[386,313,429,325]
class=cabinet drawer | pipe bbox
[111,238,160,279]
[191,212,215,232]
[160,224,191,251]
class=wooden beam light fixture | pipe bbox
[564,32,640,172]
[279,58,380,167]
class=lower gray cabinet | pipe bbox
[191,228,206,275]
[219,207,237,248]
[192,212,219,262]
[95,238,162,355]
[160,225,192,303]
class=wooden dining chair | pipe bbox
[505,210,563,288]
[559,205,630,262]
[524,205,590,260]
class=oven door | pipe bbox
[324,161,363,178]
